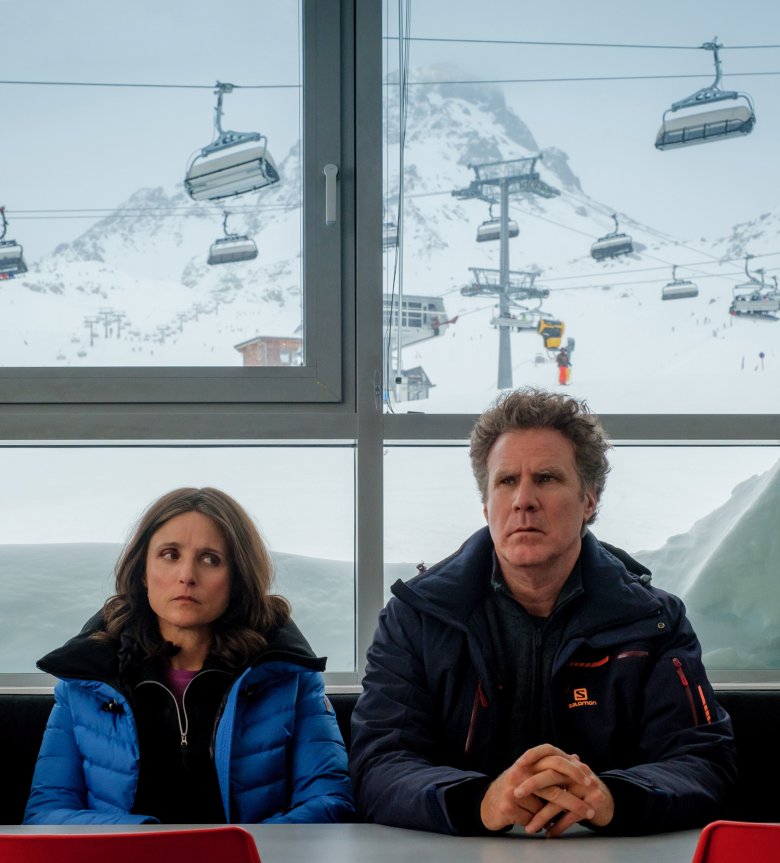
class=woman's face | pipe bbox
[144,511,232,644]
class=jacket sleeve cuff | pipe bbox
[441,777,508,836]
[586,775,655,835]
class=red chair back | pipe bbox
[0,826,261,863]
[692,820,780,863]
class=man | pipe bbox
[350,388,736,836]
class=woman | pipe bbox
[24,487,354,825]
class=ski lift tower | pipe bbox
[453,156,559,389]
[463,266,550,321]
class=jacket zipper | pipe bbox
[531,625,543,744]
[465,677,488,756]
[672,657,697,725]
[139,679,190,755]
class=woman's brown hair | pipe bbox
[98,487,290,668]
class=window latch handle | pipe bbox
[323,163,339,226]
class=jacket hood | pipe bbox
[37,611,325,683]
[391,526,659,634]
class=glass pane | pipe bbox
[383,1,780,413]
[1,2,303,369]
[0,445,355,673]
[384,444,780,670]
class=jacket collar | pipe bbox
[390,526,660,633]
[37,612,326,683]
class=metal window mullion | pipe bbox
[353,0,385,684]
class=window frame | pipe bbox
[0,0,344,406]
[1,0,779,693]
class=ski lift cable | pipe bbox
[0,79,298,91]
[6,203,298,221]
[549,252,780,282]
[554,188,733,265]
[385,0,413,405]
[383,36,780,51]
[444,254,780,299]
[503,189,753,276]
[11,68,778,95]
[453,266,777,299]
[403,70,780,87]
[557,192,747,272]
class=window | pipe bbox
[0,1,778,690]
[382,1,780,415]
[0,443,356,675]
[0,0,344,404]
[384,443,780,672]
[380,0,779,686]
[0,0,373,689]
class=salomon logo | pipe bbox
[568,687,598,708]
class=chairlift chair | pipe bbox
[476,218,519,243]
[591,213,633,260]
[185,82,280,202]
[383,220,398,250]
[0,206,28,277]
[655,40,756,150]
[662,265,699,300]
[207,212,258,265]
[730,288,780,317]
[490,307,538,331]
[729,255,780,317]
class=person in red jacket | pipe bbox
[556,347,571,385]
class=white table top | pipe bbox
[1,822,702,863]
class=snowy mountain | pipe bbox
[640,460,780,669]
[1,153,303,367]
[1,70,777,412]
[381,76,779,413]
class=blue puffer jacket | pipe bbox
[350,528,737,835]
[24,618,354,825]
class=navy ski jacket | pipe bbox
[350,528,736,835]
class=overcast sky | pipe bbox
[387,0,780,240]
[2,1,778,255]
[0,0,301,254]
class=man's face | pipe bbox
[483,428,597,582]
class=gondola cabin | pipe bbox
[537,317,565,350]
[383,294,449,346]
[208,235,258,266]
[476,218,519,243]
[655,104,755,151]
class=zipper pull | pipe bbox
[672,657,697,725]
[672,657,689,686]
